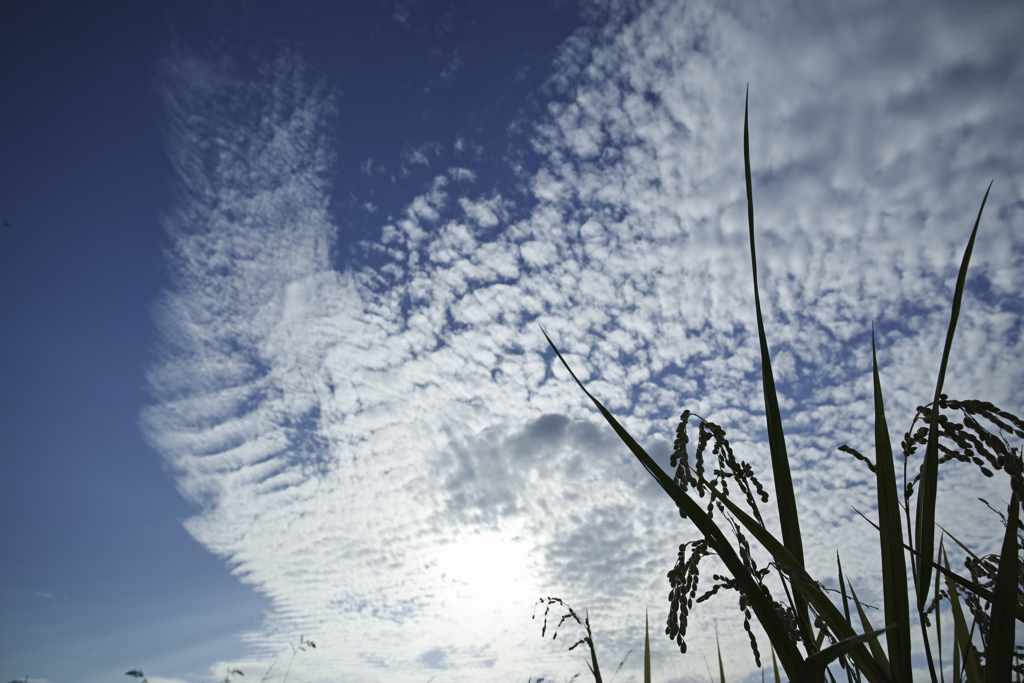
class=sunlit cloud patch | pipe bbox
[142,1,1024,681]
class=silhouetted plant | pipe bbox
[535,598,655,683]
[543,89,1022,682]
[124,634,314,683]
[256,635,316,683]
[535,598,604,683]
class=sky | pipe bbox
[1,1,1023,682]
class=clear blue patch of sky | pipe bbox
[0,2,274,680]
[0,1,592,681]
[271,0,586,264]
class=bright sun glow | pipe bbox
[431,527,538,617]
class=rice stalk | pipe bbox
[871,332,912,682]
[644,609,651,683]
[914,186,992,613]
[534,598,604,683]
[742,86,812,652]
[941,545,983,683]
[985,491,1020,682]
[716,629,726,683]
[540,90,1022,683]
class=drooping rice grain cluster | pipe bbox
[843,394,1024,678]
[670,411,770,524]
[841,396,1024,498]
[538,91,1022,683]
[533,597,604,682]
[665,412,775,666]
[904,396,1024,499]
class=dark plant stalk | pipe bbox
[644,608,651,683]
[914,184,992,611]
[543,329,813,680]
[541,91,1020,683]
[870,331,913,682]
[742,86,813,652]
[985,491,1020,683]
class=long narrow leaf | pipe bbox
[816,623,828,651]
[985,492,1020,683]
[743,86,810,647]
[806,627,894,682]
[542,330,809,680]
[915,183,992,609]
[942,545,983,683]
[953,629,961,683]
[953,602,961,683]
[848,582,893,682]
[717,630,726,683]
[938,523,1024,624]
[837,554,862,683]
[871,332,912,682]
[584,610,603,683]
[707,484,893,683]
[837,554,864,683]
[852,507,1024,619]
[935,535,945,683]
[644,609,651,683]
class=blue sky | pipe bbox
[1,1,1022,682]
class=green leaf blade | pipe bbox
[871,333,912,682]
[644,609,651,683]
[914,183,992,608]
[743,87,811,647]
[984,492,1020,683]
[848,582,893,682]
[711,486,894,683]
[805,626,893,682]
[941,545,983,683]
[717,630,726,683]
[542,329,810,681]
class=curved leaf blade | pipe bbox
[743,87,811,647]
[871,332,912,682]
[942,545,983,683]
[711,485,894,683]
[805,626,893,682]
[915,183,992,608]
[985,492,1020,683]
[644,608,651,683]
[542,329,809,681]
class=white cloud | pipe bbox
[402,141,442,171]
[447,166,476,183]
[438,47,462,85]
[145,3,1024,682]
[390,0,417,27]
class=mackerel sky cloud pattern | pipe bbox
[141,2,1024,681]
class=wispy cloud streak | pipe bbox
[144,3,1024,681]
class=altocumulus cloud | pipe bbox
[142,2,1024,681]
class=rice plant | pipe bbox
[535,597,653,683]
[124,635,315,683]
[542,89,1022,682]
